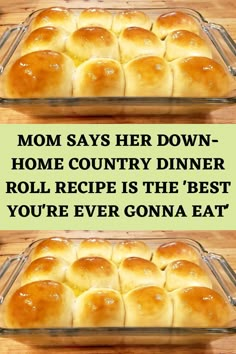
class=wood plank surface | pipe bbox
[0,0,235,124]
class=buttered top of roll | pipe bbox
[152,241,199,269]
[153,11,199,39]
[31,237,77,263]
[124,55,173,97]
[77,238,113,259]
[171,56,230,97]
[65,256,120,295]
[119,26,165,63]
[73,288,125,327]
[73,58,125,97]
[124,285,173,327]
[4,280,74,328]
[21,256,69,286]
[4,50,75,98]
[31,7,77,32]
[65,26,119,65]
[21,26,69,56]
[172,286,231,327]
[165,260,212,291]
[112,240,152,265]
[119,257,165,293]
[112,10,152,35]
[77,8,113,29]
[165,30,212,61]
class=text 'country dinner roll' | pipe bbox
[152,241,200,270]
[73,58,125,97]
[124,56,173,96]
[31,237,77,263]
[65,256,120,295]
[21,256,69,286]
[165,260,212,291]
[172,286,231,327]
[112,240,152,265]
[4,280,75,328]
[119,257,165,293]
[124,285,173,326]
[65,27,119,65]
[21,26,69,56]
[77,8,113,29]
[4,50,75,98]
[77,238,113,259]
[73,288,125,327]
[153,11,200,39]
[119,27,165,63]
[31,7,77,33]
[165,30,212,61]
[112,10,152,35]
[171,56,230,97]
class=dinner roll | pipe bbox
[124,285,173,326]
[165,30,212,61]
[124,55,172,96]
[21,256,69,286]
[152,241,199,270]
[165,260,212,291]
[31,237,77,263]
[172,286,231,327]
[112,240,152,265]
[4,280,74,328]
[73,288,125,327]
[4,50,74,98]
[21,26,68,56]
[119,27,165,63]
[65,27,119,65]
[73,58,125,97]
[77,238,112,259]
[171,56,230,97]
[31,7,77,32]
[65,257,119,295]
[153,11,199,39]
[119,257,165,293]
[112,10,152,35]
[77,8,113,29]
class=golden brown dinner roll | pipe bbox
[4,50,74,98]
[119,257,165,293]
[165,260,212,291]
[112,240,152,265]
[65,256,120,295]
[152,241,200,270]
[65,27,119,65]
[21,26,69,56]
[124,55,172,96]
[77,238,112,259]
[119,27,165,63]
[171,56,230,97]
[31,7,77,32]
[31,237,77,263]
[21,256,69,286]
[73,288,125,327]
[165,30,212,61]
[172,286,231,327]
[153,11,199,39]
[73,58,125,97]
[77,8,113,29]
[112,10,152,35]
[4,280,74,328]
[124,285,173,326]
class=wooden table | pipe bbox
[0,0,235,124]
[0,230,235,353]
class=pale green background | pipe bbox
[0,124,235,230]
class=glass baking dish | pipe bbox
[0,7,235,116]
[0,236,235,347]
